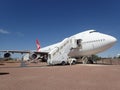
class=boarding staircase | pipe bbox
[47,37,76,65]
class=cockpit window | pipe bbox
[89,31,97,33]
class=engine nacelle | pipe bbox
[29,53,37,60]
[4,53,11,58]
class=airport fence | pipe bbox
[96,59,120,65]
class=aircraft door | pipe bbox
[76,39,82,48]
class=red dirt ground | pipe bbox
[0,63,120,90]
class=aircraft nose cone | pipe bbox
[106,35,117,47]
[110,36,117,44]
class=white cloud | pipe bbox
[0,29,10,34]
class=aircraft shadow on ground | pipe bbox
[0,72,10,75]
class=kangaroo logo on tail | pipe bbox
[36,39,41,51]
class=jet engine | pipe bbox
[4,53,11,58]
[29,53,37,59]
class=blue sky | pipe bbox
[0,0,120,57]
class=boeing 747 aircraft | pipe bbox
[0,30,117,65]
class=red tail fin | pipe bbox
[36,39,41,51]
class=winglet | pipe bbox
[36,39,41,51]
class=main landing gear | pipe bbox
[81,56,94,64]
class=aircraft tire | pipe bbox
[87,60,93,64]
[61,61,66,65]
[72,60,76,65]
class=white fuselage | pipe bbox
[40,30,117,57]
[70,30,117,57]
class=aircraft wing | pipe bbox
[0,39,60,59]
[0,50,30,54]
